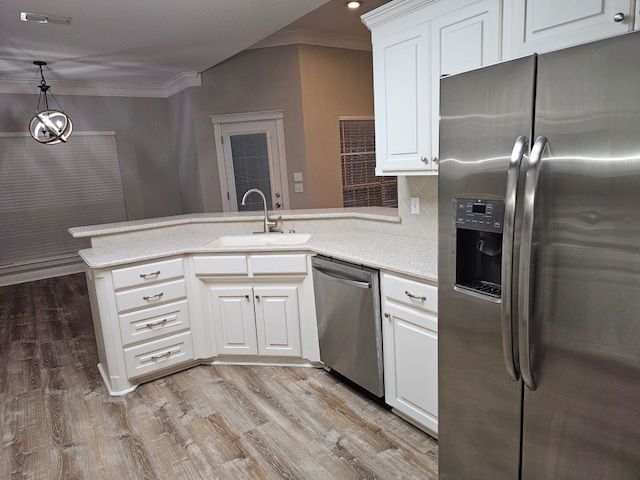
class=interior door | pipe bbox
[216,118,288,212]
[520,31,640,480]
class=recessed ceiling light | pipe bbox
[346,1,363,9]
[20,12,72,25]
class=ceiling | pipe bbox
[0,0,390,95]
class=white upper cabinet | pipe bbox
[363,0,501,176]
[503,0,637,58]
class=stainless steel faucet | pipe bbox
[241,188,279,233]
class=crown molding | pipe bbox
[0,71,201,98]
[250,27,372,52]
[361,0,439,29]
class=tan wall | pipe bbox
[299,45,375,208]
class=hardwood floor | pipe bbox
[0,274,438,479]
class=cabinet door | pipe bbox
[430,0,501,164]
[209,286,258,355]
[253,286,301,357]
[373,23,431,175]
[383,302,438,436]
[503,0,634,58]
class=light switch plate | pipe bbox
[410,197,420,214]
[293,172,303,182]
[295,183,304,193]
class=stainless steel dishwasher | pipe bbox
[311,255,383,398]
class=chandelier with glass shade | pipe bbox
[29,61,73,144]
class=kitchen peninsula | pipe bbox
[70,207,439,435]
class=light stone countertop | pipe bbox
[73,209,437,284]
[69,207,400,238]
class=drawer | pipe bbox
[119,299,190,347]
[123,331,194,379]
[250,254,307,275]
[193,255,248,276]
[112,258,184,290]
[115,278,187,313]
[382,273,437,314]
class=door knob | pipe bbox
[275,193,281,198]
[275,202,281,208]
[613,12,625,22]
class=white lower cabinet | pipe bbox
[86,256,197,395]
[194,253,319,362]
[86,251,319,396]
[381,272,438,437]
[207,284,301,357]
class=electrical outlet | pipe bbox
[293,172,303,182]
[410,197,420,214]
[294,183,304,193]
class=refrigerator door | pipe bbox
[438,56,536,479]
[520,32,640,479]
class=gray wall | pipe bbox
[189,45,308,211]
[0,92,181,220]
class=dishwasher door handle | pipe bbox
[312,266,372,289]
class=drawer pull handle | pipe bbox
[405,290,426,301]
[139,271,161,278]
[142,292,164,301]
[150,348,177,361]
[146,318,169,327]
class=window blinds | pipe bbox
[340,119,397,208]
[230,133,273,211]
[0,133,127,267]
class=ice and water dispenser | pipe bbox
[455,198,504,298]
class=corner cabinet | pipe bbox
[381,271,439,437]
[503,0,638,59]
[363,0,501,176]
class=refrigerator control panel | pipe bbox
[455,198,504,233]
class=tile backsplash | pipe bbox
[396,176,438,241]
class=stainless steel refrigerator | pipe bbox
[438,31,640,479]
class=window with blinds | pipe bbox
[230,132,273,211]
[0,133,127,268]
[340,119,397,208]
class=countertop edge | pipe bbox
[69,208,401,238]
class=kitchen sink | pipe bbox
[205,233,311,248]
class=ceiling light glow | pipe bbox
[346,1,363,9]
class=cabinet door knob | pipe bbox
[432,156,439,164]
[613,12,625,22]
[420,156,429,164]
[255,295,260,300]
[244,294,250,300]
[384,312,390,319]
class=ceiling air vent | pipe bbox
[20,12,72,25]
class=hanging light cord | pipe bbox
[35,62,64,113]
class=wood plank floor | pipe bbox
[0,273,438,479]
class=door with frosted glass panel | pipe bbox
[219,119,287,212]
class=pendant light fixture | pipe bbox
[29,61,73,144]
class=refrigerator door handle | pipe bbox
[501,135,528,382]
[518,136,548,391]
